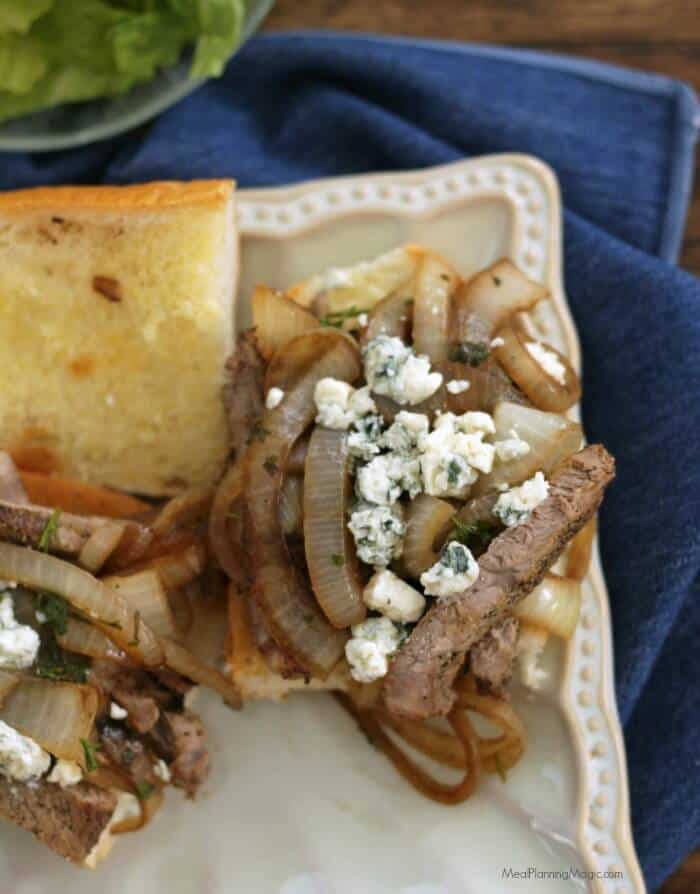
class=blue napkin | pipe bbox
[2,33,699,892]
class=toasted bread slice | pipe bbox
[0,181,238,496]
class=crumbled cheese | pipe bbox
[48,759,83,788]
[0,594,40,671]
[380,411,429,455]
[490,336,505,348]
[493,472,550,527]
[421,541,479,598]
[495,429,531,462]
[355,453,422,505]
[347,413,384,461]
[314,379,377,430]
[363,336,442,405]
[363,569,426,624]
[345,616,407,683]
[434,411,496,437]
[265,387,285,410]
[109,701,128,720]
[446,379,470,395]
[525,341,566,385]
[517,626,549,690]
[357,313,369,327]
[153,759,171,783]
[35,610,47,625]
[0,720,51,782]
[347,502,405,567]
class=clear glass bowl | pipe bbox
[0,0,275,153]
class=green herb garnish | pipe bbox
[35,631,89,682]
[38,509,61,552]
[494,752,507,783]
[80,738,101,773]
[263,456,279,477]
[249,422,270,443]
[135,781,155,800]
[331,554,344,567]
[451,518,498,550]
[492,275,502,286]
[319,306,365,328]
[448,341,490,367]
[33,591,69,636]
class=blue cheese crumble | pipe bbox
[347,502,406,567]
[493,471,550,527]
[420,541,479,598]
[356,453,422,505]
[380,411,429,455]
[0,594,40,670]
[314,379,377,430]
[345,616,408,683]
[0,720,51,782]
[363,569,426,623]
[363,336,442,405]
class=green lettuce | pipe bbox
[0,0,247,124]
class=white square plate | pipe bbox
[0,156,645,894]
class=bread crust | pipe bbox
[0,180,235,214]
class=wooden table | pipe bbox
[265,0,700,277]
[265,5,699,890]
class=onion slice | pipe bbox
[0,543,163,666]
[147,543,207,591]
[78,522,126,573]
[287,435,310,476]
[474,401,582,494]
[361,290,413,345]
[253,285,319,359]
[57,617,126,660]
[567,518,596,580]
[0,669,19,705]
[246,330,361,677]
[399,494,455,578]
[513,573,582,639]
[152,488,214,536]
[161,638,241,709]
[280,475,304,537]
[209,459,247,587]
[492,321,581,412]
[412,253,459,364]
[103,570,179,640]
[304,427,366,628]
[0,677,98,764]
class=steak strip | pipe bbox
[383,444,615,719]
[469,615,520,695]
[0,776,116,863]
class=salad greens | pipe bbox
[0,0,246,124]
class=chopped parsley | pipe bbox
[492,274,502,287]
[38,509,61,552]
[331,553,344,567]
[33,591,69,636]
[35,636,89,683]
[448,341,490,367]
[80,738,101,772]
[135,781,155,800]
[249,421,269,443]
[319,305,366,328]
[451,518,499,550]
[263,456,279,477]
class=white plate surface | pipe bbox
[0,156,645,894]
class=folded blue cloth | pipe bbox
[2,33,699,892]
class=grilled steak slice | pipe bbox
[99,722,161,790]
[470,616,520,694]
[91,659,181,735]
[0,452,28,504]
[0,777,116,863]
[384,445,615,719]
[223,331,265,461]
[165,710,209,797]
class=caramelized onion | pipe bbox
[399,494,455,578]
[78,522,126,573]
[452,259,547,344]
[161,638,241,709]
[57,617,126,660]
[209,459,247,587]
[474,402,582,494]
[280,475,304,537]
[492,322,581,412]
[0,543,163,666]
[566,518,596,580]
[0,678,98,763]
[148,542,206,591]
[361,290,413,345]
[0,669,19,705]
[246,330,361,677]
[304,427,366,628]
[412,254,459,364]
[253,285,319,359]
[287,435,310,476]
[152,488,214,536]
[513,573,582,639]
[456,677,526,774]
[103,570,179,640]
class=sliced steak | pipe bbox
[164,710,209,797]
[384,445,615,719]
[223,331,265,461]
[469,616,520,694]
[0,776,116,864]
[0,452,28,504]
[98,723,160,790]
[90,659,180,735]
